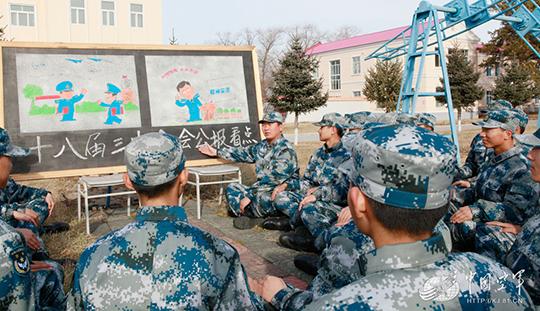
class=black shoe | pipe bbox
[278,232,317,253]
[294,254,319,276]
[43,222,70,234]
[262,216,292,231]
[233,216,264,230]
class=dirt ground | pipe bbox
[20,124,538,291]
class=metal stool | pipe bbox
[180,164,242,219]
[77,174,137,235]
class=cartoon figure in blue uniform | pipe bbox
[54,81,87,122]
[175,81,202,122]
[100,83,124,125]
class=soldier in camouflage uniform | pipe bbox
[0,129,66,310]
[448,110,539,249]
[260,123,534,310]
[341,112,370,152]
[69,131,263,310]
[271,113,350,252]
[475,128,540,305]
[415,112,436,131]
[455,99,513,181]
[198,112,299,229]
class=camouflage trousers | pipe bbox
[444,202,477,245]
[475,223,516,263]
[300,202,343,238]
[225,183,276,218]
[274,191,304,223]
[32,260,66,310]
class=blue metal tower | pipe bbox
[366,0,540,160]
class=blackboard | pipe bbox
[0,42,263,180]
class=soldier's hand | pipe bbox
[450,206,473,224]
[45,193,55,216]
[198,143,217,157]
[261,276,287,302]
[30,261,52,272]
[486,221,522,235]
[15,228,41,250]
[336,207,352,227]
[452,180,471,188]
[299,194,316,209]
[12,210,39,227]
[306,187,318,196]
[271,183,287,200]
[248,277,263,296]
[239,198,251,214]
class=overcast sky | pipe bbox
[162,0,500,45]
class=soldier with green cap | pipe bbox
[449,110,540,250]
[69,131,263,310]
[0,128,66,310]
[260,123,534,310]
[475,128,540,305]
[198,111,299,230]
[455,99,514,181]
[268,113,350,253]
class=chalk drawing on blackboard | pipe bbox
[145,55,250,127]
[16,53,142,134]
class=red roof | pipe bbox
[306,25,411,55]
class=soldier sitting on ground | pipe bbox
[415,112,436,131]
[69,131,263,310]
[474,128,540,305]
[448,110,539,252]
[260,123,535,310]
[341,112,371,152]
[198,111,299,230]
[268,113,350,253]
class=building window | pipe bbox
[10,4,35,27]
[353,91,361,97]
[435,48,440,67]
[330,60,341,90]
[102,1,115,26]
[130,4,143,28]
[495,63,500,76]
[352,56,361,75]
[486,91,493,105]
[71,0,85,24]
[486,66,492,77]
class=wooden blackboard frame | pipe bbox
[0,42,264,180]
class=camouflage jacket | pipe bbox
[341,132,359,153]
[456,134,486,181]
[289,141,350,205]
[303,234,534,310]
[272,221,452,310]
[217,135,299,193]
[460,147,540,224]
[506,212,540,305]
[0,178,48,221]
[68,205,262,310]
[0,219,33,310]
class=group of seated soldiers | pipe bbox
[0,98,539,310]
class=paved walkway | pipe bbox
[87,197,311,289]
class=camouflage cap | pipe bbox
[473,110,520,132]
[125,131,186,187]
[515,128,540,147]
[351,124,457,210]
[258,112,284,124]
[370,112,398,124]
[0,128,29,157]
[510,108,528,130]
[415,113,436,129]
[344,112,372,129]
[395,113,417,125]
[313,113,345,130]
[490,99,513,110]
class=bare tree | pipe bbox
[169,28,178,45]
[239,28,257,46]
[216,32,240,46]
[287,24,328,50]
[329,25,361,41]
[256,27,285,101]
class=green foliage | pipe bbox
[493,63,536,107]
[29,104,55,116]
[22,84,43,105]
[75,101,107,113]
[268,37,328,118]
[217,108,223,113]
[124,102,139,111]
[435,48,483,117]
[362,60,402,112]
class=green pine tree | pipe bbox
[362,60,402,112]
[268,37,328,145]
[0,15,6,41]
[435,48,483,131]
[493,63,536,107]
